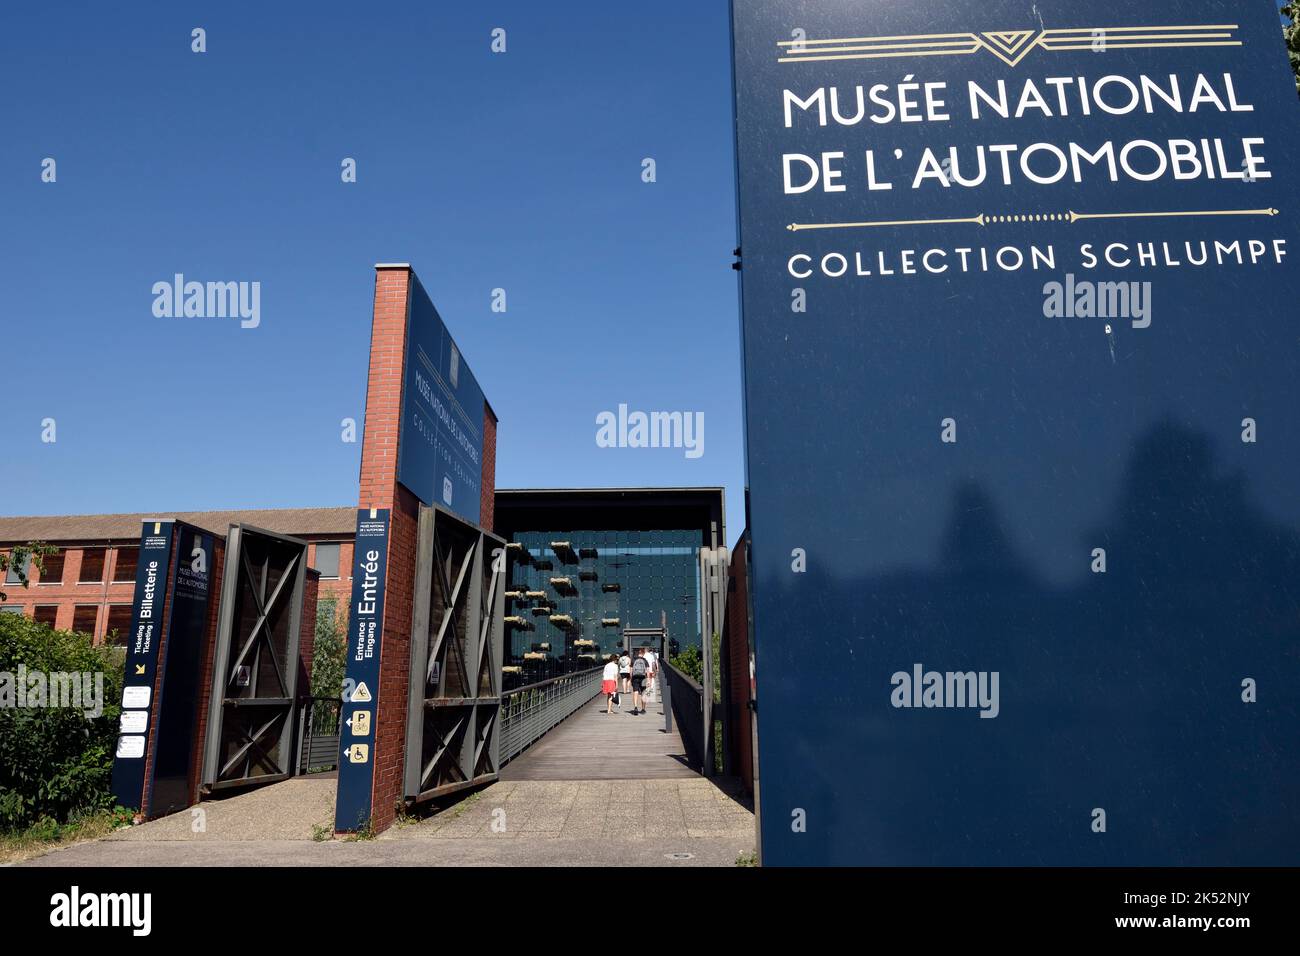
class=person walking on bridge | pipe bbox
[630,648,650,715]
[618,649,632,695]
[644,647,658,702]
[602,654,620,714]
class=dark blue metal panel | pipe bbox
[334,509,391,832]
[109,521,176,811]
[731,0,1300,864]
[147,525,216,817]
[397,277,485,524]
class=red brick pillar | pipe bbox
[298,569,320,690]
[189,536,225,805]
[353,264,420,833]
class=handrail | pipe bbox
[500,665,605,763]
[663,660,703,693]
[504,665,603,697]
[662,660,706,773]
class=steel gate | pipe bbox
[404,503,505,803]
[201,524,309,793]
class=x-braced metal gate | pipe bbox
[403,503,505,803]
[201,524,309,793]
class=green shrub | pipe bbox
[310,596,347,702]
[672,646,704,684]
[309,596,347,734]
[672,633,723,702]
[0,613,124,831]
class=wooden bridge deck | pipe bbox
[500,687,698,781]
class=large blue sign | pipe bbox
[147,525,215,817]
[334,509,390,832]
[397,277,485,524]
[109,521,175,811]
[732,0,1300,864]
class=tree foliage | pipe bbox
[1284,3,1300,94]
[0,614,124,830]
[310,596,347,699]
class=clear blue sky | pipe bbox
[0,1,745,538]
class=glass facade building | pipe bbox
[495,488,724,690]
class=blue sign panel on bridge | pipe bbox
[397,277,485,525]
[334,509,391,833]
[731,0,1300,864]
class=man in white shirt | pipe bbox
[602,656,620,714]
[644,649,659,701]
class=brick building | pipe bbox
[0,508,356,643]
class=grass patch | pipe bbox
[393,803,428,828]
[735,849,758,867]
[0,807,133,865]
[448,791,482,819]
[345,817,377,842]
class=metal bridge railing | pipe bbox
[662,661,706,773]
[500,666,604,763]
[297,696,342,774]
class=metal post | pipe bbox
[662,673,672,734]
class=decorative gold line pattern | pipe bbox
[777,32,985,46]
[779,48,981,64]
[1028,24,1239,33]
[1069,207,1278,223]
[1038,32,1234,42]
[782,39,978,55]
[777,24,1243,67]
[788,215,986,232]
[777,24,1240,45]
[1037,41,1242,51]
[785,208,1279,232]
[985,213,1072,223]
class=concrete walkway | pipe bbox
[20,778,754,867]
[393,777,753,842]
[501,688,696,780]
[109,775,338,843]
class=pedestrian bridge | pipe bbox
[500,675,696,781]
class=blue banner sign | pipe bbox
[397,277,485,524]
[109,520,176,811]
[147,525,215,817]
[731,0,1300,864]
[334,509,391,832]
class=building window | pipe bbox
[314,543,341,579]
[38,550,65,585]
[4,554,30,585]
[0,605,24,616]
[33,605,58,626]
[79,549,107,584]
[104,605,134,644]
[112,547,139,583]
[72,604,99,636]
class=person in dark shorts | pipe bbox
[629,648,649,715]
[618,651,632,694]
